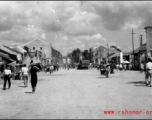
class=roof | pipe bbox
[0,51,10,59]
[123,52,130,56]
[10,45,26,54]
[21,38,49,47]
[130,43,146,54]
[109,52,130,59]
[144,26,152,30]
[109,53,119,59]
[108,52,116,57]
[0,45,17,55]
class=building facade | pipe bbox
[21,38,52,66]
[93,46,108,64]
[51,47,62,65]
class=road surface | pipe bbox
[0,68,152,119]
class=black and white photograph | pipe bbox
[0,1,152,119]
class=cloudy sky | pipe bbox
[0,1,151,55]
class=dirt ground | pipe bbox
[0,68,152,119]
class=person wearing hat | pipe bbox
[3,66,12,90]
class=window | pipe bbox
[33,47,35,50]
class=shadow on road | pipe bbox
[25,92,34,94]
[127,81,145,84]
[134,85,147,87]
[50,74,64,76]
[18,86,25,88]
[97,77,108,79]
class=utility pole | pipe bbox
[130,29,135,68]
[139,35,143,65]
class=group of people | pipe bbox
[116,63,128,71]
[45,64,59,74]
[2,60,41,93]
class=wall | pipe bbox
[145,26,152,57]
[24,39,52,65]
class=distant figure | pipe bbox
[21,64,29,87]
[110,62,114,74]
[29,61,41,93]
[129,63,132,70]
[123,64,126,71]
[145,58,152,87]
[49,65,54,74]
[116,64,119,71]
[3,66,11,90]
[56,64,59,71]
[140,62,144,73]
[67,65,69,70]
[119,64,122,71]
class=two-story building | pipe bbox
[21,38,52,67]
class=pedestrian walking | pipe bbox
[49,64,54,74]
[56,64,59,71]
[3,66,12,90]
[145,58,152,87]
[21,64,29,87]
[123,64,126,71]
[116,64,119,71]
[29,61,41,93]
[119,64,122,71]
[129,63,132,70]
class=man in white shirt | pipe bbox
[145,58,152,87]
[3,66,11,90]
[21,64,29,87]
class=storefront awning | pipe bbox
[8,61,16,66]
[9,58,15,62]
[0,45,17,55]
[0,51,10,59]
[109,53,120,59]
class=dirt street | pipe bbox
[0,68,152,119]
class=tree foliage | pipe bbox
[67,48,81,63]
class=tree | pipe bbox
[67,48,82,63]
[82,49,89,60]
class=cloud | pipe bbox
[62,35,69,41]
[41,33,46,39]
[65,12,98,36]
[0,1,152,55]
[87,1,152,31]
